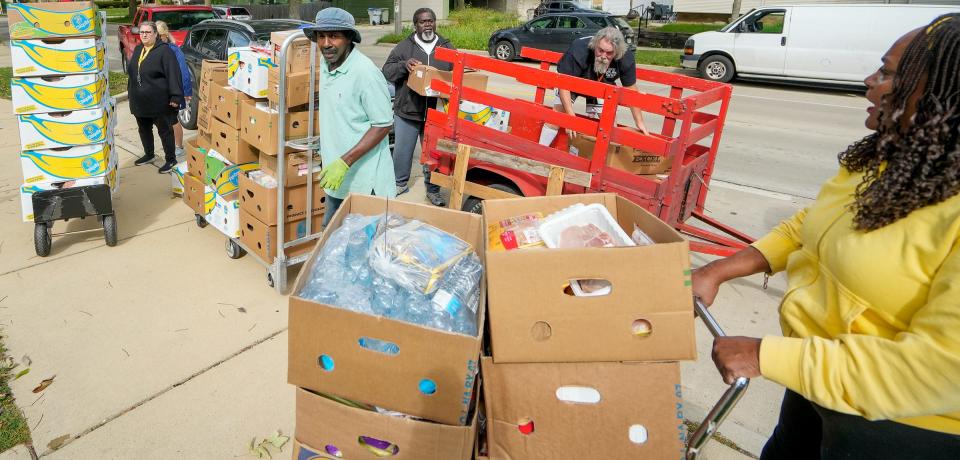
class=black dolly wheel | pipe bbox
[34,223,51,257]
[102,214,118,247]
[195,214,208,228]
[226,239,246,259]
[267,272,275,288]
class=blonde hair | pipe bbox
[155,21,172,43]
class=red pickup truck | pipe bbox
[118,5,216,69]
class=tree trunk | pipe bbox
[289,0,302,20]
[455,0,465,12]
[128,0,138,19]
[731,0,743,21]
[204,0,212,6]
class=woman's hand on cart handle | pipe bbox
[712,336,762,385]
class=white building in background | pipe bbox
[675,0,960,19]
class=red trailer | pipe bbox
[421,46,753,256]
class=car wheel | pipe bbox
[699,55,735,83]
[494,40,516,61]
[179,92,199,130]
[462,182,521,214]
[120,48,128,72]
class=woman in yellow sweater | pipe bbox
[693,14,960,459]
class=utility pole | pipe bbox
[394,0,401,35]
[731,0,743,21]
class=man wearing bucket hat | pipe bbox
[304,8,396,226]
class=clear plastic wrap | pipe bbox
[368,220,473,294]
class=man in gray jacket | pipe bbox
[381,8,455,207]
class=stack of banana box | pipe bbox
[8,1,117,222]
[230,30,325,263]
[478,194,699,459]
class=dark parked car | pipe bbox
[178,19,309,129]
[533,1,595,18]
[489,12,636,61]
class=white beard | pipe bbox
[420,30,435,41]
[594,57,610,76]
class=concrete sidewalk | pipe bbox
[0,28,799,459]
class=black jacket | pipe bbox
[127,43,183,118]
[382,34,455,123]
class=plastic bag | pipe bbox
[368,220,473,294]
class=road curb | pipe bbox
[114,92,129,103]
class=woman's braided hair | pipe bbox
[838,13,960,231]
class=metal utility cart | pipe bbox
[32,184,117,257]
[194,30,323,292]
[422,46,753,256]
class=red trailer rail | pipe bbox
[421,46,753,256]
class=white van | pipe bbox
[681,4,959,86]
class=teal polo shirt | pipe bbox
[319,47,396,200]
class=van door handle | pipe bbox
[781,37,787,46]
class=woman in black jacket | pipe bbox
[127,20,184,174]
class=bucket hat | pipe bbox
[303,7,361,44]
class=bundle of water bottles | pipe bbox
[298,213,482,337]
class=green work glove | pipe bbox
[319,158,350,191]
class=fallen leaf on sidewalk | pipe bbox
[265,431,289,449]
[21,355,31,366]
[248,438,272,459]
[13,368,29,380]
[47,435,71,450]
[33,376,55,393]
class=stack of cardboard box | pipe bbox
[8,2,118,222]
[288,195,484,459]
[479,194,697,459]
[181,59,226,230]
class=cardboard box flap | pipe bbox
[295,388,477,460]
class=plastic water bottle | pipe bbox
[432,255,482,314]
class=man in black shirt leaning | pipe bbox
[539,27,648,146]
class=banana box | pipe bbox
[227,46,276,99]
[208,194,241,238]
[171,161,188,196]
[11,37,106,77]
[205,149,232,187]
[12,71,108,114]
[8,2,102,40]
[440,99,511,133]
[17,101,114,150]
[214,162,260,200]
[20,139,118,184]
[19,167,118,222]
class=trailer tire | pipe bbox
[102,214,118,247]
[494,41,516,61]
[34,223,52,257]
[699,55,735,83]
[462,183,521,214]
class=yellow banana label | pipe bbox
[9,4,100,39]
[20,143,112,181]
[12,39,104,75]
[227,52,241,78]
[19,112,109,148]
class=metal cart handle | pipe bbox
[685,297,751,460]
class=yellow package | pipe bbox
[487,212,545,251]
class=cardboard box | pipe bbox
[12,71,107,114]
[239,208,322,262]
[8,2,102,40]
[210,84,249,129]
[11,37,105,77]
[17,104,112,150]
[257,151,321,188]
[171,161,188,196]
[20,168,117,222]
[295,388,477,460]
[288,195,485,426]
[199,59,228,98]
[227,46,275,99]
[196,132,212,150]
[239,100,316,156]
[267,67,319,109]
[270,30,319,74]
[182,174,214,217]
[569,128,673,175]
[440,99,510,133]
[185,137,206,180]
[209,116,258,165]
[238,172,324,225]
[482,194,696,363]
[197,103,212,134]
[20,139,116,183]
[481,358,685,460]
[407,65,489,97]
[208,194,241,238]
[205,149,231,187]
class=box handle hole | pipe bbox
[632,319,653,337]
[324,444,343,457]
[564,279,612,297]
[531,321,552,341]
[357,337,399,356]
[555,386,601,404]
[357,436,399,456]
[318,354,335,371]
[517,417,535,435]
[628,424,648,444]
[418,379,437,395]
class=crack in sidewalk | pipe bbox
[37,328,288,457]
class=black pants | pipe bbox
[135,113,177,162]
[761,390,960,460]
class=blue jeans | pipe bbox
[392,115,438,193]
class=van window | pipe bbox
[741,10,785,34]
